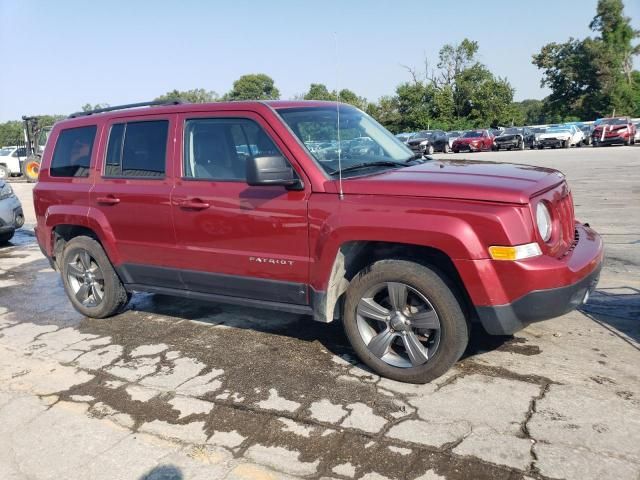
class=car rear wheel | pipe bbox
[343,260,469,383]
[61,236,130,318]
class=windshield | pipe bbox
[547,127,570,133]
[0,147,15,156]
[462,131,482,138]
[601,118,628,126]
[503,128,522,135]
[277,105,414,175]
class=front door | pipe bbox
[171,111,311,305]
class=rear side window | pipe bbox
[104,120,168,178]
[50,126,97,177]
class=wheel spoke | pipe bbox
[79,251,92,270]
[387,282,407,312]
[90,283,103,303]
[402,332,429,366]
[89,266,104,281]
[368,328,396,359]
[75,284,90,304]
[67,262,85,278]
[410,308,439,330]
[357,297,390,322]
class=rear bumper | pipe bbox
[475,263,601,334]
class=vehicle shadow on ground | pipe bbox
[129,293,518,364]
[139,465,182,480]
[579,287,640,346]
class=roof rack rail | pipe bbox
[68,100,186,118]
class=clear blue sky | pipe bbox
[1,0,638,121]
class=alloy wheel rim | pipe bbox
[67,250,105,307]
[356,282,441,368]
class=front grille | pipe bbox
[559,228,579,258]
[556,190,576,255]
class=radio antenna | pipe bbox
[335,32,344,200]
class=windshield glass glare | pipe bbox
[462,131,482,138]
[0,148,14,156]
[278,106,414,175]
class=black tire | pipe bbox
[443,143,450,153]
[0,231,15,244]
[60,236,129,318]
[343,260,469,383]
[0,165,9,180]
[426,144,434,155]
[563,140,570,148]
[520,140,526,150]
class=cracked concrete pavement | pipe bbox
[0,147,639,479]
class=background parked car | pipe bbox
[0,146,27,179]
[634,122,640,143]
[0,179,24,243]
[446,131,463,149]
[494,127,536,150]
[452,129,494,152]
[592,117,637,146]
[538,124,584,149]
[395,132,414,144]
[580,124,594,145]
[407,130,450,155]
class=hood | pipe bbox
[539,131,571,139]
[453,137,483,145]
[408,138,431,146]
[496,134,521,141]
[339,160,564,204]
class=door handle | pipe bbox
[96,195,120,205]
[179,199,210,210]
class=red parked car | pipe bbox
[33,101,603,383]
[592,117,637,146]
[451,129,495,152]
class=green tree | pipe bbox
[533,0,639,118]
[303,83,334,101]
[155,88,218,103]
[224,74,280,101]
[81,103,110,112]
[0,121,23,146]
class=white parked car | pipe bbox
[0,146,26,179]
[537,125,584,149]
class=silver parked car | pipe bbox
[0,180,24,244]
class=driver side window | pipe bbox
[183,118,283,181]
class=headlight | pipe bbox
[0,183,13,200]
[536,202,552,242]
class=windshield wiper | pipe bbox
[328,160,407,175]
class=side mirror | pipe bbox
[246,155,303,190]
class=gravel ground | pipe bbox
[0,145,638,480]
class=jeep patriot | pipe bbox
[33,100,603,383]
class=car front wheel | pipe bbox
[61,236,130,318]
[343,260,469,383]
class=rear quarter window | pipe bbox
[50,125,97,177]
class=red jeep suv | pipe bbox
[33,100,603,383]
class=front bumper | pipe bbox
[0,195,23,233]
[592,135,628,145]
[475,263,601,335]
[540,138,567,147]
[453,143,481,151]
[455,223,604,335]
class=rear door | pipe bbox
[90,114,180,288]
[170,111,311,305]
